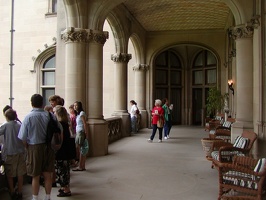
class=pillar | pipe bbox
[133,64,149,128]
[61,27,88,107]
[87,30,109,156]
[111,53,132,137]
[230,24,254,141]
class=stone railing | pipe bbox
[105,117,122,144]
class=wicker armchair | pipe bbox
[209,118,235,142]
[211,130,257,169]
[205,114,224,132]
[215,156,266,200]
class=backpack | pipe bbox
[46,112,62,151]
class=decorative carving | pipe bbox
[90,31,109,45]
[111,53,132,63]
[250,15,260,29]
[133,64,149,71]
[61,27,89,43]
[229,25,254,40]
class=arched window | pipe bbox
[41,55,56,105]
[192,50,217,125]
[34,46,56,106]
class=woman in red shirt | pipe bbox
[147,99,164,142]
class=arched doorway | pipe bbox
[154,50,182,125]
[154,47,218,125]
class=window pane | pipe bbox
[170,52,181,69]
[206,69,216,84]
[52,0,57,13]
[43,71,55,85]
[193,70,203,85]
[194,51,203,67]
[155,52,167,67]
[44,56,55,69]
[207,51,216,65]
[155,69,167,84]
[43,89,55,106]
[171,71,181,85]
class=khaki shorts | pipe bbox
[75,131,85,146]
[4,153,26,177]
[26,143,55,177]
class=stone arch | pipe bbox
[106,10,128,53]
[149,42,221,70]
[129,33,144,64]
[222,0,252,25]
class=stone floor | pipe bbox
[4,126,221,200]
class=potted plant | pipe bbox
[206,87,224,118]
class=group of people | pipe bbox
[0,94,88,200]
[148,98,173,142]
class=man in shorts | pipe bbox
[18,94,56,200]
[0,109,25,200]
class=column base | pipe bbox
[87,119,108,157]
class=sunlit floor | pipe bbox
[4,126,221,200]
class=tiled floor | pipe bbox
[4,126,220,200]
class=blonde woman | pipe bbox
[53,105,76,197]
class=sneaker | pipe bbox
[147,139,153,142]
[167,135,170,139]
[158,140,162,143]
[164,137,168,140]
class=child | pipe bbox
[0,109,26,200]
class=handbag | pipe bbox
[81,139,89,156]
[157,116,164,128]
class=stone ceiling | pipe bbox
[123,0,231,31]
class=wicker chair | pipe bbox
[205,114,224,132]
[211,130,257,169]
[209,118,235,143]
[215,156,266,200]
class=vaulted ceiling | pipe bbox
[123,0,231,31]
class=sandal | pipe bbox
[57,191,72,197]
[72,168,85,171]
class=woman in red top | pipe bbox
[147,99,164,142]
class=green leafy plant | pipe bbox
[206,87,224,117]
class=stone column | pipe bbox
[111,53,132,137]
[230,24,254,140]
[87,30,109,156]
[61,27,89,107]
[133,64,149,128]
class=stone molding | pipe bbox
[61,27,109,44]
[61,27,90,43]
[229,16,260,40]
[229,24,254,40]
[133,64,149,71]
[111,53,132,63]
[90,30,109,45]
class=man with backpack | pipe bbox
[18,94,62,200]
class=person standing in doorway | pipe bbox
[162,98,173,139]
[147,99,164,143]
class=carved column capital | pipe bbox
[111,53,132,63]
[61,27,90,43]
[133,64,149,71]
[89,30,109,45]
[250,15,260,29]
[229,24,254,40]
